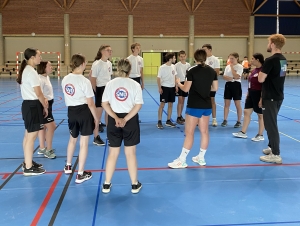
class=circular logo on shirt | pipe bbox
[65,84,75,96]
[253,73,258,77]
[138,61,141,65]
[115,87,128,101]
[172,70,175,75]
[108,67,111,72]
[208,61,213,66]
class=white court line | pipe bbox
[216,103,300,143]
[282,105,300,111]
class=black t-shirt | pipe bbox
[261,53,287,100]
[186,64,218,109]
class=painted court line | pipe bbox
[199,220,300,226]
[31,172,62,226]
[92,139,109,226]
[2,162,300,177]
[48,158,79,225]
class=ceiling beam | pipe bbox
[1,0,10,9]
[251,0,256,13]
[193,0,204,12]
[294,0,300,8]
[69,0,76,9]
[253,0,268,14]
[242,0,251,12]
[192,0,195,11]
[53,0,62,9]
[183,0,191,12]
[120,0,129,11]
[132,0,140,11]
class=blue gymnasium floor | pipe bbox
[0,76,300,226]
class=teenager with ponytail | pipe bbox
[168,48,218,169]
[17,48,47,176]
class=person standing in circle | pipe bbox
[127,43,144,89]
[90,45,113,139]
[37,61,57,159]
[62,53,98,184]
[259,34,287,164]
[232,53,265,141]
[175,50,190,125]
[101,59,143,194]
[16,48,47,176]
[202,44,220,127]
[221,52,243,128]
[168,49,218,168]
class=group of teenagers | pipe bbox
[17,33,287,194]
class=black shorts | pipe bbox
[95,86,105,107]
[68,104,95,138]
[210,91,216,98]
[245,89,262,114]
[243,68,249,74]
[176,82,188,97]
[22,100,44,133]
[107,113,140,147]
[44,99,54,124]
[130,77,141,84]
[160,86,176,103]
[224,82,242,100]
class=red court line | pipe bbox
[1,162,300,176]
[0,96,21,106]
[2,174,9,179]
[30,172,62,226]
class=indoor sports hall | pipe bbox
[0,1,300,225]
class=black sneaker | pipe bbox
[23,166,46,176]
[22,160,43,170]
[64,164,72,174]
[100,122,106,127]
[131,181,142,194]
[99,124,104,133]
[157,120,163,129]
[93,135,105,146]
[234,121,242,128]
[102,183,112,193]
[176,117,184,125]
[179,116,185,122]
[221,120,228,127]
[165,120,176,128]
[75,171,92,184]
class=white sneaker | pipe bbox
[168,158,188,169]
[251,134,264,142]
[260,154,282,164]
[192,155,206,166]
[262,147,272,155]
[212,119,217,127]
[232,131,247,139]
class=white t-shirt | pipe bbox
[20,65,40,100]
[175,62,191,82]
[39,74,54,100]
[61,73,94,106]
[157,64,177,87]
[102,77,144,113]
[224,64,243,83]
[127,55,144,78]
[206,55,220,70]
[91,59,113,87]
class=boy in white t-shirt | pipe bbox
[202,44,220,127]
[175,50,190,125]
[157,53,178,129]
[127,43,144,89]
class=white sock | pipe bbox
[78,171,83,175]
[179,147,190,162]
[212,118,216,120]
[66,163,72,166]
[198,148,207,160]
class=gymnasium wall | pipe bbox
[2,0,249,36]
[4,36,300,62]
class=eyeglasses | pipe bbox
[105,50,113,53]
